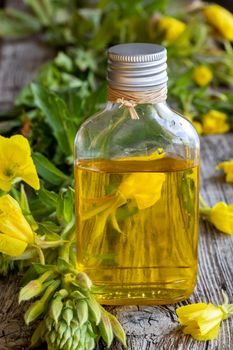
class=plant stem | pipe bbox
[36,246,45,265]
[199,195,208,208]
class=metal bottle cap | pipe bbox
[107,43,168,91]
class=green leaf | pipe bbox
[24,0,53,26]
[63,188,74,223]
[33,152,68,185]
[31,84,77,156]
[57,257,73,273]
[54,52,73,72]
[0,8,41,37]
[38,188,59,208]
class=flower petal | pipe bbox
[0,233,27,256]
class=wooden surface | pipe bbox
[0,2,233,350]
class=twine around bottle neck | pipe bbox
[107,86,167,120]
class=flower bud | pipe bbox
[76,300,88,326]
[76,272,93,290]
[98,312,114,348]
[109,313,127,348]
[19,279,43,303]
[86,295,102,325]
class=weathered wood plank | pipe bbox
[0,38,54,112]
[0,0,54,112]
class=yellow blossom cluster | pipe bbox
[0,135,40,257]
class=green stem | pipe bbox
[199,195,208,208]
[199,207,211,218]
[36,246,45,265]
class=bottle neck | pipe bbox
[107,85,167,120]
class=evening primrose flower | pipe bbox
[192,65,213,87]
[118,173,165,210]
[203,5,233,41]
[200,202,233,234]
[0,195,34,256]
[216,160,233,183]
[158,16,186,43]
[176,292,233,341]
[0,135,40,192]
[202,110,229,134]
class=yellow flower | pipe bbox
[176,303,226,340]
[158,16,186,43]
[118,173,165,210]
[202,110,229,134]
[0,135,40,192]
[203,5,233,41]
[0,194,34,256]
[192,121,203,135]
[216,160,233,183]
[200,202,233,234]
[192,65,213,87]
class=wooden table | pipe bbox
[0,2,233,349]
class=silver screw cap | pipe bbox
[107,43,168,91]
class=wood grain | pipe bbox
[0,0,54,112]
[0,1,233,349]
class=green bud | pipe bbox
[24,280,60,325]
[98,312,114,348]
[45,316,54,332]
[50,296,63,324]
[109,313,127,348]
[58,319,67,340]
[70,319,80,336]
[49,329,57,344]
[87,295,102,325]
[30,320,45,347]
[19,279,43,303]
[65,299,73,308]
[73,328,81,344]
[24,300,45,325]
[60,328,72,348]
[55,288,69,298]
[71,290,86,299]
[76,299,88,326]
[62,307,73,327]
[85,337,95,350]
[76,272,93,290]
[64,337,73,350]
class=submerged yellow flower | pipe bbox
[200,202,233,234]
[0,195,34,256]
[202,110,229,134]
[118,173,165,210]
[176,292,233,341]
[0,135,40,192]
[203,5,233,41]
[158,16,186,42]
[216,160,233,183]
[192,65,213,87]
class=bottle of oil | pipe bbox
[74,43,200,305]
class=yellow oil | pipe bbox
[75,156,199,305]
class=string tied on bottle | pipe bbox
[108,86,167,120]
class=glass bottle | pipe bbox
[74,43,200,305]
